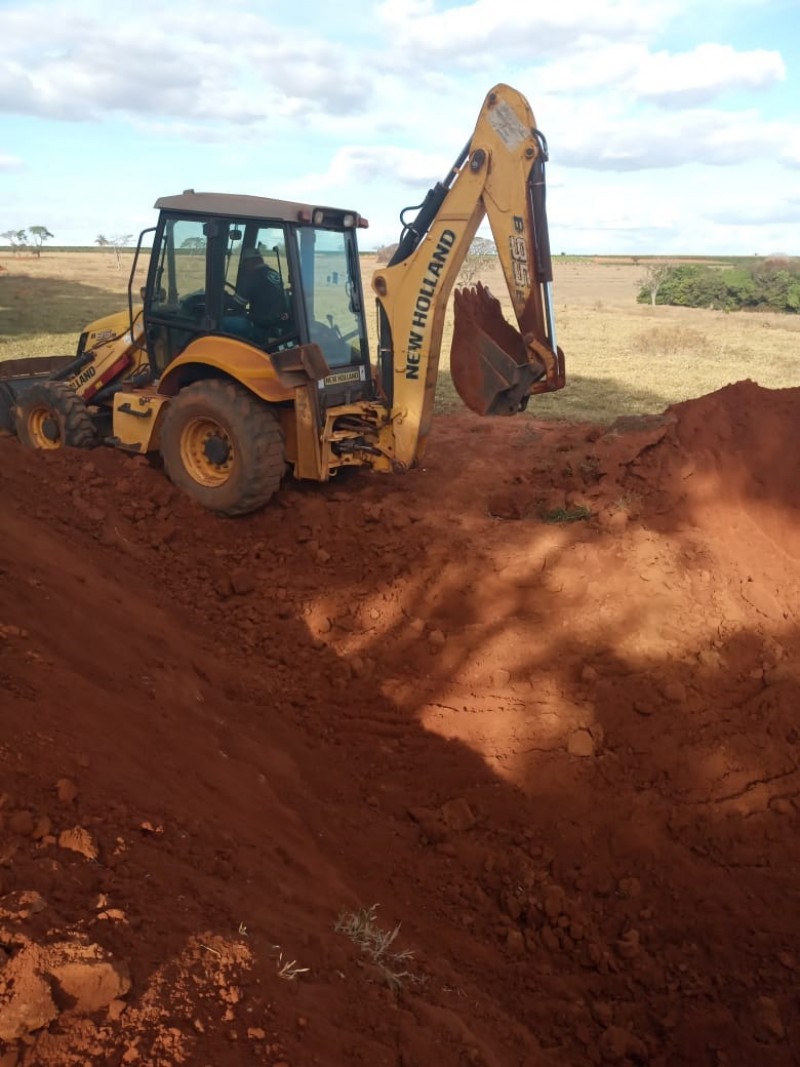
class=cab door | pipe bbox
[293,226,373,408]
[145,214,220,373]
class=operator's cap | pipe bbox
[242,247,263,260]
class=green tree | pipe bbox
[637,259,800,314]
[638,263,674,306]
[28,225,53,257]
[2,229,28,254]
[180,236,206,254]
[721,268,758,309]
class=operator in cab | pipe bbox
[228,248,292,341]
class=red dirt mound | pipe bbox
[1,379,798,1066]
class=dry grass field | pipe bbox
[1,249,798,423]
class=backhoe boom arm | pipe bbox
[371,83,565,468]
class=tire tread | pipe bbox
[161,379,286,515]
[15,380,96,449]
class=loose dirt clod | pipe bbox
[567,729,596,757]
[57,827,98,860]
[1,380,800,1065]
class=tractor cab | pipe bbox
[137,191,374,409]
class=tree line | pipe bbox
[639,257,800,313]
[0,228,134,270]
[1,226,54,257]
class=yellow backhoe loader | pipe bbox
[0,83,565,515]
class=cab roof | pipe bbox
[154,190,363,227]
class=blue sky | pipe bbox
[0,0,798,254]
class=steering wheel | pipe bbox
[180,291,206,315]
[310,320,353,362]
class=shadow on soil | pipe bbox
[434,370,676,423]
[0,274,127,340]
[530,373,677,423]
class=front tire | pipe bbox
[14,380,96,450]
[160,379,286,516]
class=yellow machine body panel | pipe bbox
[67,308,149,403]
[111,391,170,453]
[157,336,295,404]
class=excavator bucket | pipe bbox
[450,283,547,417]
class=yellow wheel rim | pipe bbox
[180,416,234,487]
[27,405,62,449]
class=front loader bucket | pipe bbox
[0,355,75,435]
[451,283,547,416]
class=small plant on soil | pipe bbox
[540,505,591,524]
[610,491,641,512]
[275,951,309,981]
[335,904,422,991]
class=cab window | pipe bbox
[150,218,208,324]
[294,228,366,369]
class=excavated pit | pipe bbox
[1,378,799,1066]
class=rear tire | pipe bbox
[160,379,286,516]
[14,380,96,450]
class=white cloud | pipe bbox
[375,0,666,67]
[546,155,800,254]
[0,155,24,171]
[528,41,784,105]
[633,43,785,104]
[707,195,800,226]
[0,2,373,122]
[296,145,452,192]
[542,100,800,172]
